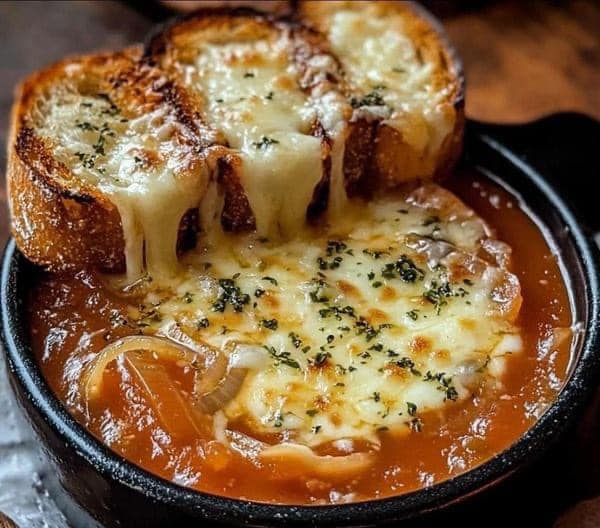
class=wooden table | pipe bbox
[0,2,598,527]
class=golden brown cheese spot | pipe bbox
[410,335,432,356]
[314,394,330,411]
[308,361,331,373]
[459,318,476,331]
[380,285,397,302]
[348,343,362,356]
[433,349,451,363]
[329,412,342,427]
[262,293,280,309]
[337,279,361,298]
[274,74,296,91]
[132,148,160,170]
[384,363,412,381]
[367,308,388,325]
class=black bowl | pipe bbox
[2,114,600,527]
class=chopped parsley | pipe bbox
[355,318,392,342]
[289,332,303,348]
[382,255,424,283]
[252,136,279,149]
[260,318,279,331]
[265,346,301,370]
[317,256,343,270]
[423,280,453,314]
[363,248,389,259]
[393,357,422,376]
[423,371,459,401]
[311,351,330,367]
[406,309,420,321]
[350,90,386,108]
[212,278,250,313]
[318,304,356,320]
[406,401,418,417]
[326,240,347,256]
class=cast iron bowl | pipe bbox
[1,114,600,527]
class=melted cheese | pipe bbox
[123,190,523,448]
[34,87,207,280]
[326,7,455,157]
[183,37,324,237]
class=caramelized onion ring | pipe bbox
[81,335,198,401]
[81,331,258,415]
[197,367,247,413]
[158,321,229,394]
[260,442,376,480]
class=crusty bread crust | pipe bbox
[298,0,465,188]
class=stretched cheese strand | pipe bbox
[99,108,208,282]
[108,177,204,281]
[190,37,325,238]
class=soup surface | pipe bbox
[28,170,572,505]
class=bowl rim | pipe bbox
[2,132,600,526]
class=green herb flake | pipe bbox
[260,318,279,330]
[265,346,301,370]
[253,136,279,149]
[212,278,251,313]
[197,318,210,329]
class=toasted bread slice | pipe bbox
[298,1,464,187]
[146,8,351,236]
[8,49,210,277]
[8,5,464,278]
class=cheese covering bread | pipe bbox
[298,0,464,187]
[7,4,463,277]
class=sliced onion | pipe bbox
[83,326,256,417]
[158,321,228,393]
[126,352,208,439]
[197,367,247,414]
[195,344,267,413]
[81,335,198,401]
[260,442,376,480]
[229,344,269,369]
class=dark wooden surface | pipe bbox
[0,1,598,527]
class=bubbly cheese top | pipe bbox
[119,187,523,448]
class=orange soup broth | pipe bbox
[27,171,573,504]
